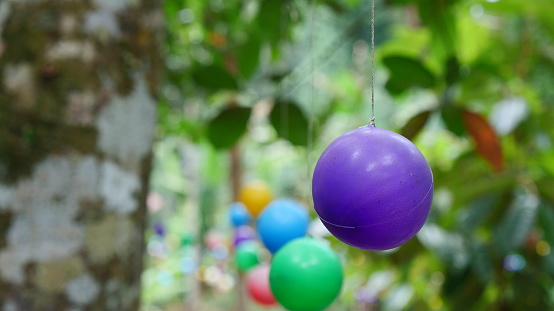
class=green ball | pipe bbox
[235,242,260,272]
[269,238,343,311]
[180,234,195,246]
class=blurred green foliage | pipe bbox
[144,0,554,310]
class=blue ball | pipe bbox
[230,202,252,227]
[257,199,309,253]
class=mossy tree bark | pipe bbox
[0,0,161,310]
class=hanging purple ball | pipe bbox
[234,225,257,247]
[312,126,433,251]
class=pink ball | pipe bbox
[312,126,433,250]
[246,263,277,306]
[204,230,225,250]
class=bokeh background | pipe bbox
[145,0,554,310]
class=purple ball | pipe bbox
[153,222,166,237]
[234,225,257,247]
[312,126,433,250]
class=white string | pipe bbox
[308,0,316,204]
[369,0,376,127]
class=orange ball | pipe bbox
[238,182,273,217]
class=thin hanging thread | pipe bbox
[307,0,316,202]
[369,0,376,127]
[280,4,289,142]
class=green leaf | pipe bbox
[400,110,432,141]
[321,0,348,13]
[471,244,493,283]
[538,203,554,246]
[512,273,550,310]
[158,100,205,141]
[445,55,460,86]
[441,267,472,299]
[387,0,417,5]
[256,0,286,45]
[458,194,498,232]
[416,0,458,58]
[537,177,554,206]
[237,37,261,79]
[383,55,436,94]
[435,152,516,208]
[440,105,466,137]
[163,0,185,24]
[418,224,470,269]
[459,61,503,103]
[269,100,309,146]
[192,65,238,91]
[495,192,538,255]
[206,106,251,149]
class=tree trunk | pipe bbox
[0,0,161,310]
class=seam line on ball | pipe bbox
[319,217,356,229]
[317,183,433,229]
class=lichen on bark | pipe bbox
[34,256,85,293]
[84,213,137,264]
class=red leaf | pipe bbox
[463,110,504,172]
[207,31,227,49]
